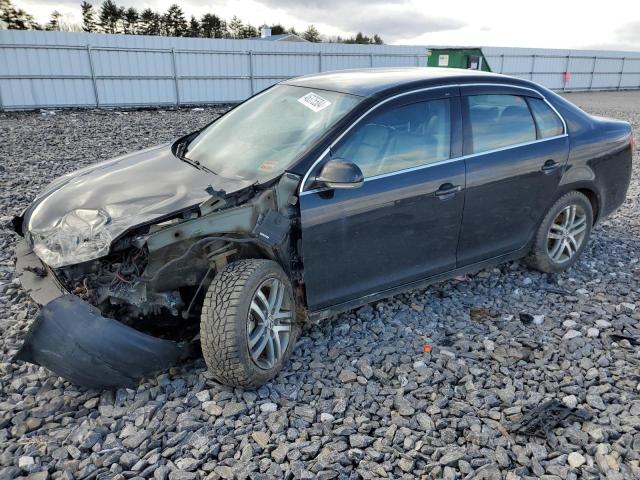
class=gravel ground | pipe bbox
[1,91,639,480]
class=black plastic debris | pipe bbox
[14,295,193,389]
[519,313,533,325]
[610,334,640,346]
[511,399,593,438]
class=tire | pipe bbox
[200,259,300,388]
[526,191,593,273]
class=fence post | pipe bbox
[499,54,504,73]
[617,57,626,90]
[248,51,255,95]
[563,54,571,91]
[369,53,374,68]
[86,44,99,108]
[589,56,597,90]
[170,48,180,107]
[530,54,536,80]
[318,51,323,72]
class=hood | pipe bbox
[24,143,254,241]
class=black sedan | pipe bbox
[13,68,633,388]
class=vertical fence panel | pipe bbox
[1,31,640,110]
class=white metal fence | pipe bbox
[0,30,425,110]
[483,46,640,91]
[1,31,639,111]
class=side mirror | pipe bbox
[315,159,364,189]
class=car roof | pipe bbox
[282,67,533,98]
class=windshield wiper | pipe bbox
[174,135,216,175]
[180,155,217,175]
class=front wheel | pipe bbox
[200,259,299,388]
[526,191,593,273]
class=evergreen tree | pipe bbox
[138,8,158,35]
[1,0,41,29]
[270,24,286,35]
[227,15,243,38]
[162,4,187,36]
[123,6,138,34]
[187,15,200,37]
[80,1,96,32]
[302,24,320,42]
[200,13,225,38]
[239,24,257,38]
[46,10,61,31]
[99,0,121,33]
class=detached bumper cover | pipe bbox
[14,241,192,389]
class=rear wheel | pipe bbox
[200,259,299,388]
[526,191,593,273]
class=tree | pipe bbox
[200,13,225,38]
[343,32,383,44]
[270,24,286,35]
[162,4,187,36]
[1,0,41,29]
[80,1,96,32]
[46,10,61,31]
[227,15,243,38]
[303,24,320,42]
[138,8,160,35]
[187,15,199,37]
[99,0,121,33]
[239,24,257,38]
[123,7,138,34]
[288,26,298,35]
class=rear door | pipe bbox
[458,85,569,266]
[299,88,464,311]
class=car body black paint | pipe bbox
[12,67,633,387]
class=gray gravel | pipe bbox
[1,91,639,480]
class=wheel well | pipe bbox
[575,188,599,224]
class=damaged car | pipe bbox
[12,68,633,389]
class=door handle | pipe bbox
[541,159,561,174]
[435,183,462,199]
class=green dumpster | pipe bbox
[426,48,492,72]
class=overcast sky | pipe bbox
[13,0,640,51]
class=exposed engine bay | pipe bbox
[50,173,301,340]
[13,172,304,387]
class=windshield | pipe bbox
[184,85,362,180]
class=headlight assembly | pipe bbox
[31,209,112,268]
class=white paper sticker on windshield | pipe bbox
[297,92,331,112]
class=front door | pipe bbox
[457,86,569,265]
[299,89,465,311]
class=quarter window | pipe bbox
[468,94,536,153]
[528,97,564,138]
[331,99,451,178]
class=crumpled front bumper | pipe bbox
[13,240,192,389]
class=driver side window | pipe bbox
[332,99,451,178]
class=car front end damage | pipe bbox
[12,172,303,389]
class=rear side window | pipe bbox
[528,97,564,138]
[332,98,451,178]
[467,94,536,153]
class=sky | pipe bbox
[13,0,640,52]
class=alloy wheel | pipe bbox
[247,277,293,370]
[546,204,588,264]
